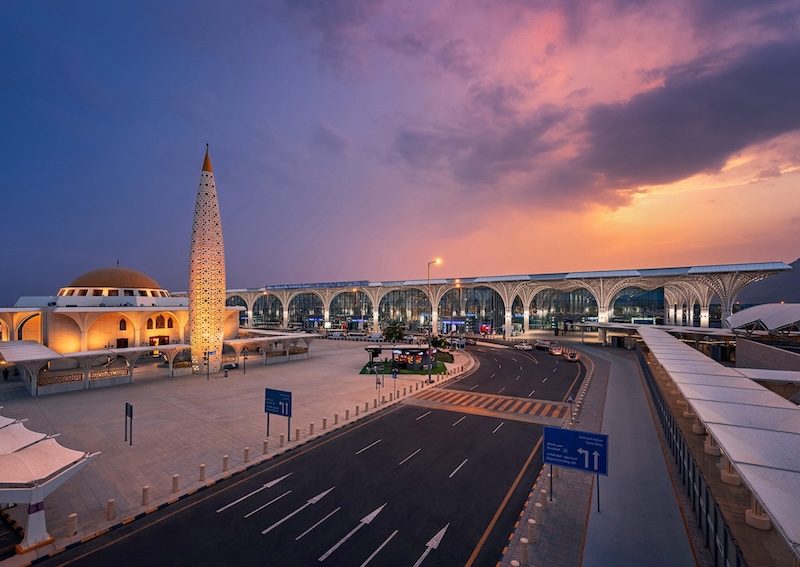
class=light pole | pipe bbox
[242,347,248,375]
[426,257,441,384]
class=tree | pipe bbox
[383,324,404,343]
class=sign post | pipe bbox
[392,367,398,399]
[543,427,608,511]
[124,402,133,446]
[265,388,292,439]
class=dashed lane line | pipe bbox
[449,458,469,479]
[416,411,432,421]
[398,448,422,466]
[355,439,382,455]
[452,416,467,427]
[492,422,504,434]
[360,530,399,567]
[295,507,341,541]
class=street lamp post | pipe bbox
[426,258,441,384]
[243,347,248,375]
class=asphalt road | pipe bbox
[46,346,583,567]
[449,344,584,403]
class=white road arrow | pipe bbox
[262,487,334,535]
[215,473,292,513]
[318,503,387,562]
[412,523,449,567]
[578,447,589,469]
[592,450,600,470]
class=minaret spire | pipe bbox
[189,145,226,374]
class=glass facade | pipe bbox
[252,294,283,326]
[531,289,597,329]
[289,293,324,329]
[225,295,248,324]
[329,291,373,330]
[611,287,665,323]
[437,286,505,334]
[379,289,431,332]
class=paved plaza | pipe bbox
[0,340,469,561]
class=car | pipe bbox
[514,342,533,350]
[564,351,579,362]
[549,345,563,356]
[534,340,552,351]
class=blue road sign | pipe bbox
[265,388,292,417]
[392,369,398,380]
[543,427,608,476]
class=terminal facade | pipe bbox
[221,262,791,336]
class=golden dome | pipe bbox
[68,267,163,290]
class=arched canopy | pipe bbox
[288,293,324,328]
[611,286,664,321]
[253,294,283,325]
[329,291,373,329]
[378,289,431,331]
[531,288,597,328]
[436,286,505,334]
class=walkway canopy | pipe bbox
[727,303,800,334]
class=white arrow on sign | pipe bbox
[577,448,589,469]
[318,503,387,562]
[593,450,600,470]
[412,523,449,567]
[216,473,292,513]
[262,487,334,535]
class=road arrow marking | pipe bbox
[360,529,398,566]
[318,503,387,562]
[244,490,291,519]
[412,523,449,567]
[449,458,468,479]
[398,448,422,465]
[492,422,504,434]
[262,487,334,535]
[216,473,292,513]
[295,507,341,541]
[355,439,382,455]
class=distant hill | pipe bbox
[738,258,800,304]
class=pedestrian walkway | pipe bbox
[409,388,568,423]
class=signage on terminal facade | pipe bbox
[265,281,370,290]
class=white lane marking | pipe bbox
[451,416,466,427]
[543,377,548,383]
[262,487,334,534]
[355,439,382,455]
[552,366,558,373]
[216,473,292,513]
[529,355,539,365]
[469,383,479,391]
[512,357,517,362]
[492,422,504,434]
[528,389,536,397]
[519,365,523,371]
[318,503,387,562]
[398,448,422,465]
[493,358,498,363]
[498,386,506,394]
[490,373,496,379]
[360,529,399,567]
[295,507,341,541]
[515,375,520,381]
[412,524,449,567]
[499,364,502,369]
[416,411,432,421]
[244,490,291,518]
[448,458,468,479]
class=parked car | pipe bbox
[564,351,579,362]
[465,337,478,346]
[514,342,533,350]
[549,345,563,356]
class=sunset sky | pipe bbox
[2,1,799,304]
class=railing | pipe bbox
[635,345,747,567]
[38,373,83,386]
[89,367,129,380]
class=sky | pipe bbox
[2,0,799,305]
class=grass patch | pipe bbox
[359,361,448,375]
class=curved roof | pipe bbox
[68,267,162,290]
[727,303,800,333]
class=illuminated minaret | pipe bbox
[189,145,226,373]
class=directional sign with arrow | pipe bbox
[543,426,608,475]
[412,523,449,567]
[262,487,334,535]
[215,473,292,513]
[318,503,387,562]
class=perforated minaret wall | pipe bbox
[189,147,226,373]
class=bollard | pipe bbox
[106,499,116,521]
[389,393,393,402]
[416,383,419,391]
[322,418,327,430]
[540,488,548,500]
[199,464,206,482]
[66,512,78,536]
[527,518,536,542]
[309,423,315,436]
[244,447,250,463]
[381,395,386,404]
[373,399,377,409]
[534,502,544,522]
[334,413,339,425]
[355,405,359,417]
[520,537,529,566]
[295,427,300,441]
[511,561,520,567]
[345,409,350,420]
[263,440,269,455]
[279,434,285,448]
[141,485,150,507]
[172,474,180,494]
[223,455,230,472]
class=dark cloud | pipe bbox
[580,39,800,188]
[313,121,350,155]
[435,39,479,79]
[383,32,429,58]
[468,82,529,118]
